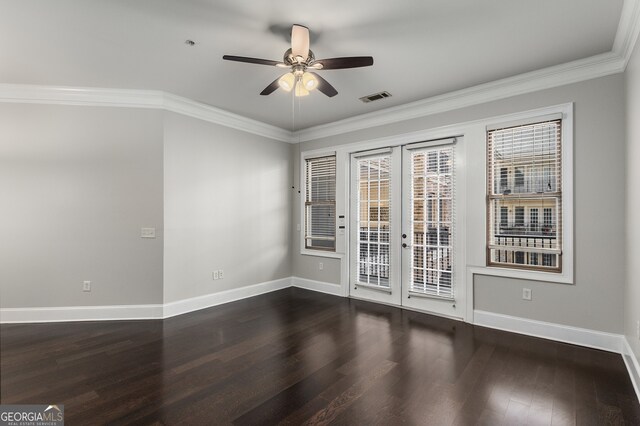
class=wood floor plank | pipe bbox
[301,359,397,426]
[1,288,637,425]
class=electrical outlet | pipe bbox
[522,288,532,301]
[83,280,91,292]
[319,262,323,270]
[218,269,224,279]
[296,224,301,232]
[213,270,219,280]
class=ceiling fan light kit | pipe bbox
[223,24,373,98]
[278,70,318,95]
[302,72,318,91]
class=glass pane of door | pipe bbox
[350,148,401,306]
[401,141,463,319]
[409,147,454,298]
[357,156,391,288]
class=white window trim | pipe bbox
[299,149,343,259]
[299,103,574,297]
[480,103,574,284]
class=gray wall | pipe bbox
[626,42,640,362]
[293,74,626,333]
[163,112,292,303]
[0,105,292,310]
[0,104,164,307]
[0,72,629,338]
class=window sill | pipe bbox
[300,249,344,259]
[467,265,573,285]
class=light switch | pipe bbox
[141,227,156,238]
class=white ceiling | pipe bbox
[0,0,624,130]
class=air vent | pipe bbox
[359,91,392,103]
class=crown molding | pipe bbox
[0,49,623,146]
[0,84,293,143]
[294,0,640,142]
[1,1,639,144]
[614,0,640,67]
[162,93,291,142]
[293,52,624,142]
[0,84,165,108]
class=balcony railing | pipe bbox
[498,223,556,237]
[490,235,559,267]
[498,179,556,194]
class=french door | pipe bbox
[349,139,464,319]
[349,147,402,306]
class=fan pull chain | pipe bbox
[291,88,295,133]
[297,90,302,138]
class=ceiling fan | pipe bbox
[222,24,373,98]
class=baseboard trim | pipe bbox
[0,304,164,323]
[0,277,292,323]
[162,277,292,318]
[622,338,640,403]
[473,310,623,354]
[291,276,342,296]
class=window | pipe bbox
[487,119,562,272]
[500,207,508,229]
[514,168,525,191]
[500,168,508,193]
[515,206,525,227]
[427,199,435,222]
[543,208,552,227]
[305,155,336,251]
[530,208,539,231]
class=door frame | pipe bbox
[344,135,467,321]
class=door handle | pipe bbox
[402,243,408,248]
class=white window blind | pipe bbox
[305,155,336,251]
[487,119,562,272]
[410,146,454,298]
[356,155,391,288]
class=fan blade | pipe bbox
[314,56,373,70]
[223,55,282,66]
[291,25,310,62]
[260,77,281,96]
[309,72,338,97]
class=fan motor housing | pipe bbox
[284,48,315,66]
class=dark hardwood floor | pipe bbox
[1,288,638,425]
